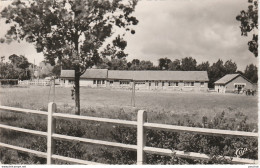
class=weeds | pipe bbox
[0,87,258,164]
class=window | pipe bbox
[184,82,194,87]
[97,80,101,84]
[102,80,105,84]
[234,83,246,89]
[200,82,204,87]
[162,82,164,86]
[110,81,113,84]
[155,82,158,86]
[120,81,130,85]
[168,82,178,86]
[93,80,96,84]
[136,81,145,85]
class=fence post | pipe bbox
[47,102,56,164]
[137,110,147,165]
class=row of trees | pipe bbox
[1,54,258,88]
[79,56,256,88]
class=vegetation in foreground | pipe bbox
[0,86,258,124]
[0,86,258,164]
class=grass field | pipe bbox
[0,85,258,124]
[0,86,258,164]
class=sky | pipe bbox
[0,0,258,71]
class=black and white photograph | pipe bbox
[0,0,258,165]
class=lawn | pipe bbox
[0,85,258,124]
[0,86,258,164]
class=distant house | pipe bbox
[60,69,209,91]
[214,74,256,93]
[60,70,75,87]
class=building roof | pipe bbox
[108,70,209,81]
[60,69,209,81]
[214,74,240,84]
[60,70,75,78]
[60,69,108,79]
[81,69,108,79]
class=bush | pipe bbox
[0,107,258,164]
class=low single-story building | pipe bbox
[60,69,209,91]
[214,74,256,93]
[60,70,75,87]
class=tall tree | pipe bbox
[181,57,197,71]
[236,0,258,57]
[208,59,226,88]
[168,59,181,71]
[1,0,138,115]
[8,54,31,80]
[0,62,19,79]
[158,57,172,70]
[129,59,141,70]
[244,64,258,83]
[224,60,237,74]
[197,61,210,71]
[131,59,140,66]
[139,60,154,70]
[109,58,128,70]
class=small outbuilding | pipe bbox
[214,74,256,93]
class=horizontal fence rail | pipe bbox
[53,112,137,127]
[18,79,51,86]
[0,103,258,165]
[144,123,258,137]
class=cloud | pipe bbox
[125,0,257,70]
[0,0,257,70]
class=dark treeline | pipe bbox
[1,54,257,88]
[93,57,258,88]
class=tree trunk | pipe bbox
[75,65,80,115]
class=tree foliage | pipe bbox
[197,61,210,71]
[0,54,31,80]
[168,59,181,71]
[1,0,138,114]
[180,57,197,71]
[244,64,258,83]
[9,54,30,70]
[236,0,258,57]
[224,60,237,74]
[1,0,138,68]
[158,57,172,70]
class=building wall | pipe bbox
[225,76,254,92]
[80,79,106,87]
[215,76,254,93]
[215,84,225,93]
[60,78,74,87]
[80,79,94,87]
[60,78,209,92]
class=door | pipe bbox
[238,86,242,93]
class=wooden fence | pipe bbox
[18,79,51,86]
[0,103,258,165]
